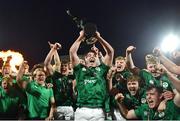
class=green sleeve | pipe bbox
[139,70,147,80]
[161,74,174,91]
[166,100,180,120]
[26,81,41,97]
[68,74,75,80]
[139,69,155,86]
[73,64,84,80]
[122,70,132,79]
[100,63,110,73]
[0,87,6,98]
[73,64,83,72]
[172,100,180,111]
[45,76,53,83]
[52,71,62,80]
[46,71,63,84]
[12,79,17,84]
[134,105,144,119]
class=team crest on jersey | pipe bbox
[68,80,72,83]
[144,111,148,116]
[158,112,165,118]
[149,80,154,85]
[141,98,146,104]
[162,82,168,89]
[82,67,86,71]
[95,67,101,71]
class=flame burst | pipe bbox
[0,50,24,73]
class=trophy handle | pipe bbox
[85,37,97,45]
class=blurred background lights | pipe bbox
[161,34,180,53]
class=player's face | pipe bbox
[147,64,160,77]
[85,52,98,67]
[1,80,8,90]
[61,63,69,75]
[115,59,126,72]
[2,66,11,76]
[147,64,156,73]
[127,81,139,96]
[146,88,161,109]
[35,70,46,85]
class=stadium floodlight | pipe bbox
[161,34,180,53]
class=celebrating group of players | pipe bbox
[0,30,180,120]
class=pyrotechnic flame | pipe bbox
[0,50,24,73]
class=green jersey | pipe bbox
[139,70,173,91]
[134,100,180,120]
[51,71,74,106]
[11,83,28,112]
[26,81,54,119]
[113,69,132,94]
[73,63,110,108]
[0,87,19,119]
[123,88,146,110]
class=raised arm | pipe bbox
[126,46,141,75]
[161,65,180,93]
[69,31,84,67]
[161,65,180,107]
[126,46,136,69]
[53,50,61,73]
[115,93,137,119]
[49,41,61,73]
[106,66,117,91]
[44,42,61,75]
[95,32,114,66]
[153,48,180,75]
[16,61,25,87]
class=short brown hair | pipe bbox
[31,63,44,73]
[61,60,69,65]
[115,56,125,61]
[31,63,47,78]
[85,50,97,57]
[127,75,141,83]
[33,68,47,78]
[2,76,11,82]
[145,54,159,65]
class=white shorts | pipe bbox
[75,107,105,121]
[55,106,74,120]
[114,109,126,121]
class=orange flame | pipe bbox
[0,50,24,73]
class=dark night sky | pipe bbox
[0,0,180,68]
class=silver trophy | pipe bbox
[83,23,97,44]
[67,10,97,44]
